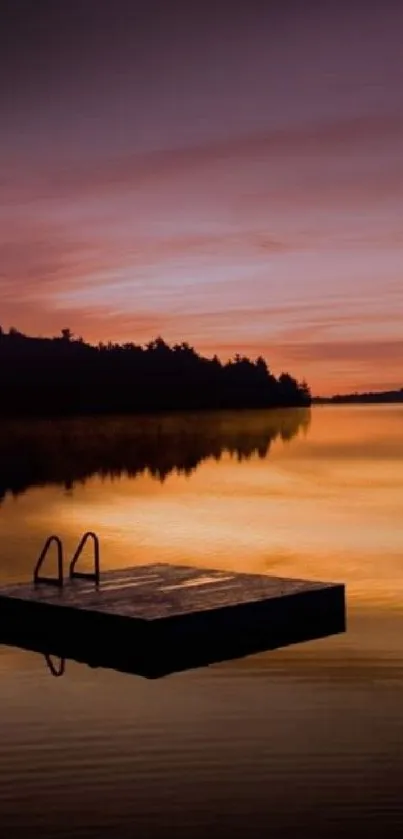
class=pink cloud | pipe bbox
[2,111,403,393]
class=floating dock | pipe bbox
[0,561,346,678]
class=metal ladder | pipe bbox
[33,531,100,587]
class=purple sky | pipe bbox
[1,0,403,393]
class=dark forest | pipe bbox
[0,327,311,417]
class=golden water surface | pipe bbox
[0,405,402,838]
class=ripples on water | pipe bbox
[0,406,403,838]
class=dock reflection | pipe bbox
[0,609,345,680]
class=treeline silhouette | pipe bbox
[0,327,310,417]
[315,388,403,404]
[0,409,311,502]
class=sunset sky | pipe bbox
[1,0,402,395]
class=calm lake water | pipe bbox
[0,405,403,838]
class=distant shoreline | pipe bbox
[0,404,310,423]
[313,389,403,405]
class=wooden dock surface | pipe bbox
[0,563,346,678]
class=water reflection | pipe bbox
[0,408,310,501]
[2,612,346,680]
[0,406,402,839]
[1,406,403,605]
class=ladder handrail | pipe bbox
[33,535,64,587]
[69,531,100,583]
[44,654,66,677]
